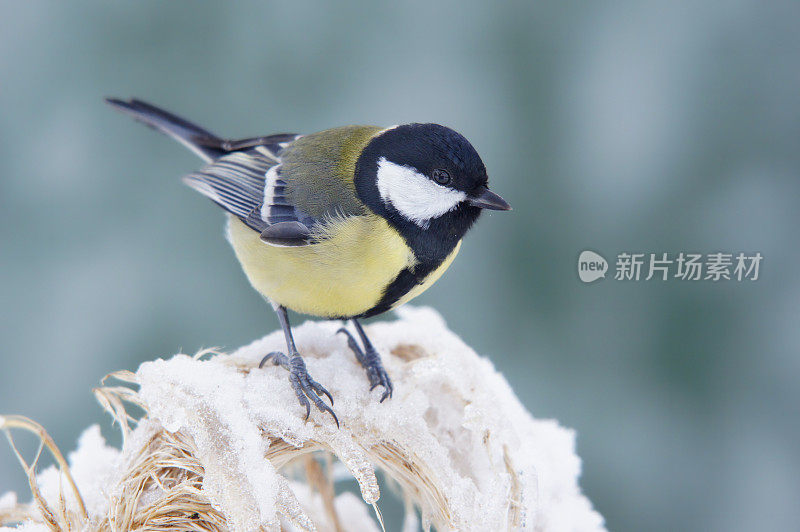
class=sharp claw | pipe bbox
[299,394,311,421]
[278,356,340,427]
[311,381,334,406]
[315,400,339,428]
[336,327,355,343]
[259,351,285,368]
[321,404,340,429]
[337,327,364,358]
[306,384,340,428]
[289,372,312,421]
[337,327,394,406]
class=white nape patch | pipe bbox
[260,165,281,221]
[376,157,466,227]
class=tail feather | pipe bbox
[105,98,225,162]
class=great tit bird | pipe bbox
[107,98,510,426]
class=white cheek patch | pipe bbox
[376,157,466,227]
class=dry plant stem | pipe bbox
[0,308,605,531]
[303,455,341,532]
[99,386,230,531]
[504,445,526,529]
[0,415,88,521]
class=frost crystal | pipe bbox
[1,306,604,531]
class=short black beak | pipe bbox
[467,185,512,211]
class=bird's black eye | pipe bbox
[432,168,451,185]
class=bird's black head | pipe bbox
[355,123,510,262]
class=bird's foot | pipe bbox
[260,351,339,427]
[337,328,393,402]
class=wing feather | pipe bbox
[183,136,318,244]
[183,148,273,223]
[183,128,378,247]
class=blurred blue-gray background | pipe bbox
[1,2,799,530]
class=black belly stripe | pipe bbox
[350,202,479,320]
[357,260,439,319]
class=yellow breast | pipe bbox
[227,215,417,317]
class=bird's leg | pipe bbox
[337,319,393,402]
[260,304,338,427]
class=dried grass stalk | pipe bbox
[0,307,604,531]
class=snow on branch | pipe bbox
[0,306,605,531]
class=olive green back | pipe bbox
[281,125,383,220]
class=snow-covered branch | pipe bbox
[1,307,604,531]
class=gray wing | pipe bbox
[108,98,325,245]
[183,137,323,246]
